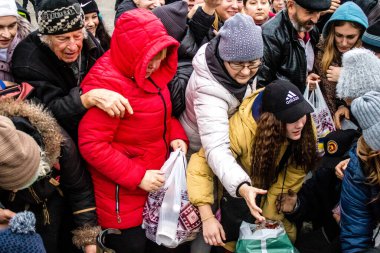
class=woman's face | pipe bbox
[216,0,243,22]
[271,0,284,13]
[224,60,261,84]
[286,115,307,141]
[334,22,361,53]
[84,12,99,37]
[0,16,17,49]
[244,0,271,25]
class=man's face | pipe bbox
[0,16,17,49]
[134,0,162,10]
[287,1,321,32]
[49,29,84,63]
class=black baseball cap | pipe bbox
[262,79,314,123]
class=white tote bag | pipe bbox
[303,82,336,155]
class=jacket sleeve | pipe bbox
[187,148,216,206]
[78,107,146,190]
[257,30,282,88]
[59,129,101,248]
[194,83,251,197]
[188,6,215,46]
[168,61,193,118]
[340,158,374,253]
[13,68,87,137]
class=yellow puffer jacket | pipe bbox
[187,89,312,250]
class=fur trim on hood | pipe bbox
[0,98,63,167]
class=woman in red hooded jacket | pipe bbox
[78,9,188,253]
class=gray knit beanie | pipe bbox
[336,48,380,99]
[351,91,380,151]
[218,13,263,62]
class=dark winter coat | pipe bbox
[0,99,99,253]
[11,31,103,141]
[257,9,319,92]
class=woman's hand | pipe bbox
[170,139,188,155]
[334,106,350,129]
[335,158,350,180]
[0,208,15,229]
[238,184,267,222]
[138,170,165,192]
[306,73,320,91]
[202,217,226,246]
[81,88,133,118]
[326,66,341,82]
[198,205,225,246]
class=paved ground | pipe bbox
[16,0,116,34]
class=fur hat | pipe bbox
[336,48,380,99]
[0,0,18,17]
[0,116,40,191]
[362,20,380,53]
[294,0,331,11]
[218,13,263,62]
[0,211,46,253]
[38,0,85,35]
[152,1,188,42]
[78,0,99,14]
[351,91,380,151]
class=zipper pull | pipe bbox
[116,211,122,224]
[9,192,16,202]
[42,200,50,225]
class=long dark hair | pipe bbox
[96,18,111,51]
[251,113,317,189]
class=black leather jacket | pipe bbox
[257,10,319,93]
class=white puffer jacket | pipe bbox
[180,43,255,197]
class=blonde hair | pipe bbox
[153,48,167,61]
[321,21,364,73]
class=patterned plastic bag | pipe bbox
[304,82,336,155]
[142,150,201,248]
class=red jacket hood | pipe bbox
[111,9,179,93]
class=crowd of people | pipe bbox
[0,0,379,252]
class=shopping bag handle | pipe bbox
[96,228,122,253]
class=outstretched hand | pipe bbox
[238,184,267,222]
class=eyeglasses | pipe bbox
[228,61,262,71]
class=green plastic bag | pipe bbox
[236,221,298,253]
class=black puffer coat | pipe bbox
[257,10,319,92]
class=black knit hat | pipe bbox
[78,0,99,14]
[38,0,85,35]
[262,79,314,123]
[152,1,188,42]
[362,20,380,53]
[319,129,358,168]
[294,0,331,11]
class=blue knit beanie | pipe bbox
[218,13,263,62]
[351,91,380,151]
[322,2,368,38]
[0,211,46,253]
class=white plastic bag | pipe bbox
[304,82,336,155]
[142,150,201,248]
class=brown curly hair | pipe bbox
[251,112,317,189]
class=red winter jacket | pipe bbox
[78,9,188,229]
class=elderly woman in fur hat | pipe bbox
[0,99,100,253]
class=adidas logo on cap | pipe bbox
[285,91,299,104]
